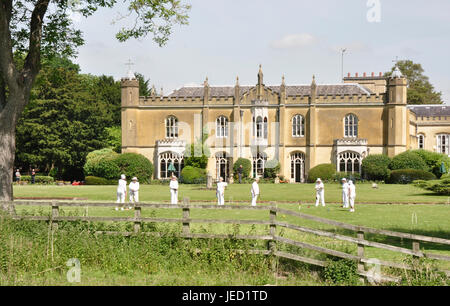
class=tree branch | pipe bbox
[22,0,50,90]
[0,0,18,93]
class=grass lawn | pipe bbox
[6,183,450,285]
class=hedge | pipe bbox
[180,166,206,184]
[387,169,436,184]
[233,158,252,179]
[410,149,450,178]
[334,172,361,182]
[18,175,54,184]
[361,154,391,181]
[389,151,429,172]
[85,176,116,185]
[307,164,336,183]
[114,153,154,184]
[414,179,450,195]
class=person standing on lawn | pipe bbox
[348,180,356,213]
[251,177,260,206]
[115,174,127,211]
[341,178,349,208]
[238,165,243,184]
[216,177,228,205]
[170,174,179,205]
[15,169,21,183]
[128,177,140,209]
[31,169,36,184]
[315,178,325,207]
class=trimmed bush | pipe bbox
[114,153,154,184]
[334,172,361,183]
[264,160,281,179]
[233,158,252,179]
[387,169,436,184]
[389,151,429,172]
[416,179,450,196]
[19,175,54,184]
[84,149,119,179]
[411,149,450,178]
[85,176,116,185]
[307,164,336,183]
[361,154,391,181]
[180,166,206,184]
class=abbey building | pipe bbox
[121,66,450,182]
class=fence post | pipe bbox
[269,202,277,253]
[357,231,365,273]
[134,205,141,233]
[51,201,59,231]
[182,197,190,235]
[412,240,420,257]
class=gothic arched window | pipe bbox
[292,115,305,137]
[344,114,358,138]
[166,116,178,139]
[216,116,228,138]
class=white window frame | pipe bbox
[437,134,450,155]
[337,151,362,174]
[165,116,179,139]
[292,114,305,138]
[344,114,358,138]
[418,134,425,149]
[216,116,229,138]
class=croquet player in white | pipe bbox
[170,174,179,205]
[315,178,325,207]
[251,177,260,206]
[341,178,349,208]
[115,174,127,211]
[348,180,356,212]
[128,177,140,208]
[216,177,228,205]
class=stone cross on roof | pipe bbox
[125,59,136,79]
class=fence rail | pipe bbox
[3,200,450,282]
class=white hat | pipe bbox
[132,177,137,181]
[316,178,321,182]
[342,178,347,181]
[120,174,126,180]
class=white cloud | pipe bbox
[270,33,317,49]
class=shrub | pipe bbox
[84,149,119,179]
[85,176,116,185]
[113,153,154,184]
[264,160,281,179]
[323,259,359,286]
[232,158,252,179]
[387,169,436,184]
[361,154,391,181]
[411,150,450,178]
[427,179,450,195]
[401,257,449,286]
[334,172,361,183]
[307,164,336,183]
[389,151,429,172]
[180,166,206,184]
[19,175,54,184]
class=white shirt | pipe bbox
[349,184,356,198]
[117,179,127,193]
[342,182,349,194]
[217,182,228,194]
[129,181,140,192]
[315,182,324,192]
[251,182,260,196]
[170,180,179,190]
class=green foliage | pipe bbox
[386,60,443,105]
[264,160,281,179]
[184,132,210,169]
[389,151,429,172]
[113,153,154,184]
[180,166,206,184]
[416,179,450,195]
[84,176,116,185]
[105,126,122,153]
[333,172,361,183]
[323,259,359,286]
[233,158,252,179]
[387,169,436,184]
[401,257,449,286]
[84,150,120,180]
[18,175,54,184]
[135,72,151,97]
[362,154,392,181]
[410,150,450,178]
[307,164,336,183]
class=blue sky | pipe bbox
[73,0,450,103]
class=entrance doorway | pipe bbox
[291,152,305,183]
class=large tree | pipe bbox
[0,0,190,201]
[386,60,443,105]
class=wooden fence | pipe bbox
[3,199,450,283]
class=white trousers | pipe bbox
[116,191,126,204]
[217,191,225,205]
[171,189,178,205]
[342,192,349,208]
[349,196,355,209]
[129,191,139,203]
[251,194,258,206]
[315,191,325,206]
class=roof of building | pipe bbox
[167,83,373,98]
[408,105,450,117]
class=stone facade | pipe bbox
[121,66,450,182]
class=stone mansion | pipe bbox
[121,66,450,182]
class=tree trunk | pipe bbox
[0,93,27,203]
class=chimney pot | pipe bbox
[371,72,375,77]
[348,72,351,77]
[355,72,359,77]
[379,72,382,77]
[363,72,367,77]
